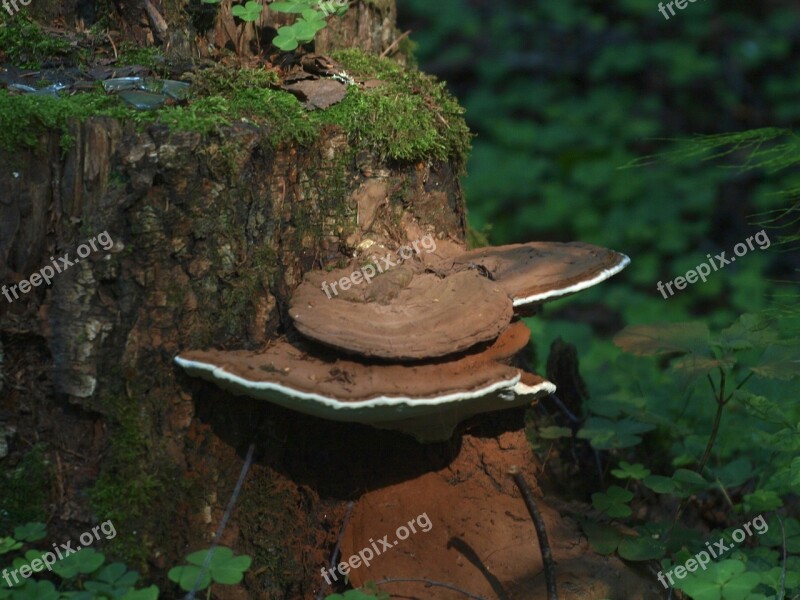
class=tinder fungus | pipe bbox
[450,241,630,308]
[289,266,513,360]
[176,234,629,441]
[175,323,553,442]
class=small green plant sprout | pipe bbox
[610,461,650,481]
[270,0,346,51]
[231,0,265,22]
[168,546,251,594]
[591,485,634,518]
[0,520,159,600]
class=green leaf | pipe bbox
[671,468,709,496]
[617,534,667,561]
[183,547,251,587]
[613,322,711,357]
[0,537,22,555]
[715,313,779,352]
[577,417,655,449]
[591,485,634,518]
[301,8,326,22]
[742,489,783,513]
[231,1,264,21]
[12,523,46,543]
[751,344,800,380]
[291,19,322,41]
[581,520,623,555]
[6,580,59,600]
[611,461,651,480]
[269,0,309,13]
[642,475,676,494]
[121,586,160,600]
[273,28,300,51]
[537,426,572,439]
[168,565,211,592]
[52,548,106,579]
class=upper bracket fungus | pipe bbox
[289,266,513,360]
[450,241,630,309]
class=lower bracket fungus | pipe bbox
[175,323,554,442]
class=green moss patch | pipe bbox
[0,18,72,69]
[0,50,472,168]
[88,399,165,564]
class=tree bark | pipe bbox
[0,2,468,591]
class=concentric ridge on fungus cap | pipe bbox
[289,267,514,361]
[173,322,555,442]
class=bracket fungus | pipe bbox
[175,235,629,442]
[175,323,553,442]
[289,266,513,360]
[450,241,630,309]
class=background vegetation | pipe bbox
[399,1,800,598]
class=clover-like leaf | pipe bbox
[273,27,300,51]
[0,537,22,555]
[270,0,310,13]
[6,580,59,600]
[52,548,105,579]
[581,520,623,555]
[675,559,761,600]
[611,461,651,480]
[617,534,666,561]
[185,547,252,586]
[168,565,211,592]
[591,485,634,518]
[671,468,709,496]
[121,586,160,600]
[231,1,264,21]
[13,523,46,543]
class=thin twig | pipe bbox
[143,0,169,43]
[509,467,558,600]
[778,514,787,600]
[107,30,118,61]
[381,30,412,58]
[375,578,488,600]
[315,501,355,600]
[185,443,256,600]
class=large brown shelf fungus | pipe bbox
[175,236,629,442]
[289,266,513,360]
[174,323,554,442]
